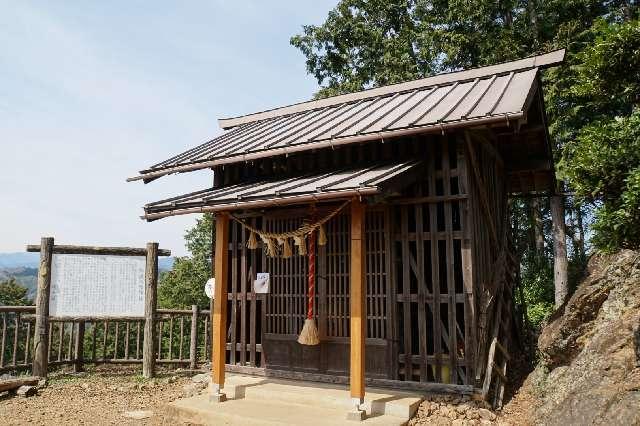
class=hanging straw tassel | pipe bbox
[297,318,319,345]
[317,224,327,246]
[261,235,278,257]
[293,234,307,256]
[282,238,292,258]
[247,231,258,249]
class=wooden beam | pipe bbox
[0,376,40,393]
[142,242,158,378]
[33,237,53,379]
[349,199,366,402]
[464,131,499,248]
[26,244,171,257]
[211,212,230,396]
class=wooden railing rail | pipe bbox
[0,305,211,375]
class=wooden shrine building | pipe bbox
[130,50,565,412]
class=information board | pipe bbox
[49,254,146,317]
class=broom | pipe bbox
[298,229,319,345]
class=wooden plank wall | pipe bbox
[463,131,515,387]
[392,136,470,385]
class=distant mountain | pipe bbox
[0,267,38,299]
[0,252,175,271]
[0,252,39,268]
[0,253,175,301]
[159,257,175,271]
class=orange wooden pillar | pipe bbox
[349,199,366,420]
[211,212,229,402]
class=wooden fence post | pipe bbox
[143,242,158,378]
[190,305,199,370]
[33,237,53,379]
[74,322,85,373]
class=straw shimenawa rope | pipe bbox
[229,200,351,257]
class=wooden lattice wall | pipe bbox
[220,132,512,390]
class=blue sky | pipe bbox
[0,1,337,256]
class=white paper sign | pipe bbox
[254,273,270,294]
[50,254,146,317]
[205,278,215,299]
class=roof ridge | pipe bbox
[217,49,565,130]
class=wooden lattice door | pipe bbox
[259,209,393,379]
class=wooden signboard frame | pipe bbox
[26,238,171,379]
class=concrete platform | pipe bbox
[163,374,423,425]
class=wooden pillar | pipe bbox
[190,304,199,370]
[74,321,85,373]
[143,242,158,378]
[211,212,229,401]
[33,237,53,379]
[349,199,366,420]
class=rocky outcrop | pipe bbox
[524,250,640,425]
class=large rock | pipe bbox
[526,250,640,425]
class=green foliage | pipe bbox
[520,255,555,326]
[557,20,640,250]
[158,214,213,309]
[291,1,638,332]
[291,0,634,98]
[0,278,32,306]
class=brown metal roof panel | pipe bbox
[204,177,305,202]
[377,88,438,131]
[217,49,565,129]
[287,99,378,146]
[492,68,538,115]
[353,91,417,134]
[243,107,334,152]
[359,88,430,133]
[412,81,474,126]
[187,121,260,158]
[388,85,455,130]
[142,160,423,219]
[276,169,367,194]
[309,97,386,141]
[463,73,513,118]
[211,113,303,157]
[265,101,363,149]
[441,77,493,121]
[247,172,341,197]
[326,162,420,190]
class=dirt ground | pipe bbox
[0,366,198,425]
[2,365,536,426]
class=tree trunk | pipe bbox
[576,204,585,261]
[551,194,568,307]
[532,198,545,255]
[528,0,539,46]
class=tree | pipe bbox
[158,214,214,309]
[291,0,638,324]
[0,278,32,306]
[556,19,640,251]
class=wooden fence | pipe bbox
[0,305,211,374]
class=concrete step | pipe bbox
[216,374,422,420]
[164,393,413,426]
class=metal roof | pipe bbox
[129,50,564,183]
[143,161,421,220]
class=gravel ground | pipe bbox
[2,365,534,426]
[0,366,200,426]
